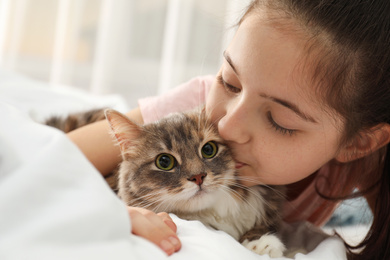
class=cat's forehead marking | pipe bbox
[142,111,224,164]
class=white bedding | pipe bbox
[0,69,348,260]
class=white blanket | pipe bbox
[0,69,347,260]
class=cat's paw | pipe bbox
[242,234,285,258]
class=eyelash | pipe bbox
[217,74,296,136]
[217,75,240,94]
[266,111,296,136]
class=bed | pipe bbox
[0,68,356,259]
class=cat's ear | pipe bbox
[104,109,142,152]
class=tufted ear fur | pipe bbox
[104,109,142,152]
[335,123,390,163]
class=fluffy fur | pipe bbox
[46,108,286,257]
[105,108,286,257]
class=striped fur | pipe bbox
[46,107,286,257]
[45,108,106,133]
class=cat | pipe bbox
[45,107,286,257]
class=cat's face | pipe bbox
[105,109,238,213]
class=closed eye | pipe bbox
[217,75,241,94]
[266,111,296,136]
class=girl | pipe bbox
[68,0,390,259]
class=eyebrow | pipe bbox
[223,51,239,75]
[223,50,317,123]
[260,94,318,123]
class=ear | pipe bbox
[335,123,390,163]
[104,109,142,152]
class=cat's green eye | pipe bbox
[201,141,218,159]
[155,153,176,171]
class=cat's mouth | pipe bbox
[191,186,211,199]
[194,185,208,193]
[194,189,206,196]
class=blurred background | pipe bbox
[0,0,373,238]
[0,0,251,106]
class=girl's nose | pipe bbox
[218,101,251,144]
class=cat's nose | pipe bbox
[188,173,207,186]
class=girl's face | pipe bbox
[206,12,345,186]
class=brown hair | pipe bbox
[243,0,390,259]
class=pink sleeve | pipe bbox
[138,75,214,124]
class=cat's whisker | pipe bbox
[128,190,167,207]
[131,200,155,209]
[135,195,174,212]
[211,114,225,129]
[222,181,285,220]
[215,180,251,201]
[235,175,277,187]
[205,99,226,125]
[152,194,176,212]
[52,107,286,255]
[218,176,287,203]
[216,185,241,209]
[217,184,245,203]
[217,184,261,213]
[224,182,260,198]
[129,194,164,208]
[221,186,256,215]
[128,190,165,203]
[145,191,185,213]
[163,195,181,212]
[219,183,284,227]
[151,203,163,213]
[234,175,266,183]
[227,175,287,200]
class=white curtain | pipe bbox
[0,0,251,106]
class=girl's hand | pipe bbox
[127,207,181,255]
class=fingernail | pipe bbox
[160,239,174,254]
[168,236,180,247]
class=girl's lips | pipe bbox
[235,162,246,169]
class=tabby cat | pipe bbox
[46,108,286,257]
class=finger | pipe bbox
[141,210,181,251]
[131,210,181,255]
[128,208,181,255]
[157,212,177,232]
[132,209,177,233]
